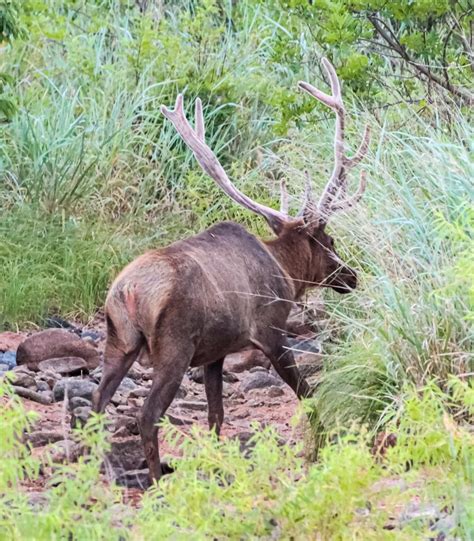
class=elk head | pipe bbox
[161,58,370,298]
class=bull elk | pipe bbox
[92,59,370,482]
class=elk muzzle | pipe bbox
[326,261,357,294]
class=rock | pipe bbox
[38,357,88,376]
[81,329,103,343]
[45,316,78,331]
[11,370,36,389]
[166,413,193,426]
[188,366,204,384]
[69,396,92,410]
[223,370,239,383]
[176,385,187,399]
[35,380,51,392]
[106,438,147,473]
[0,363,9,372]
[111,415,140,436]
[27,430,64,448]
[249,366,269,374]
[47,439,82,463]
[400,503,440,524]
[53,378,98,402]
[0,332,25,352]
[174,399,207,412]
[111,392,128,407]
[287,337,321,355]
[70,406,92,428]
[27,491,48,510]
[225,350,270,373]
[129,387,149,399]
[118,377,138,393]
[17,329,100,371]
[12,386,53,405]
[0,350,17,369]
[241,371,283,392]
[115,469,150,489]
[268,386,285,398]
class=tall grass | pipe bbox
[285,110,473,427]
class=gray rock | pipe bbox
[174,399,207,412]
[187,366,204,384]
[12,386,53,405]
[47,439,82,464]
[115,468,150,489]
[35,380,50,392]
[81,329,103,343]
[0,363,9,372]
[11,370,36,389]
[70,406,92,428]
[286,337,321,355]
[110,415,139,436]
[166,413,193,426]
[129,387,149,399]
[241,371,283,392]
[106,438,147,473]
[53,378,98,402]
[118,377,138,393]
[225,350,270,373]
[268,386,285,398]
[69,396,92,410]
[38,357,88,376]
[400,502,440,525]
[0,351,17,369]
[17,329,100,371]
[27,430,64,448]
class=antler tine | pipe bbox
[330,170,367,212]
[195,98,205,142]
[345,124,371,168]
[280,179,289,215]
[161,94,296,233]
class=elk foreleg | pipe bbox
[253,335,311,399]
[204,358,224,436]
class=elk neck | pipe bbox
[264,226,313,300]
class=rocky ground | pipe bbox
[0,317,320,493]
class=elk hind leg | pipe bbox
[140,344,193,482]
[92,321,143,414]
[204,358,224,436]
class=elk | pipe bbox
[92,58,370,482]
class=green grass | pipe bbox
[0,378,472,540]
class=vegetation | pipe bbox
[0,0,472,537]
[0,378,472,539]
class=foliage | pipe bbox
[271,0,474,103]
[0,379,471,539]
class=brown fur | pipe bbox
[92,218,357,483]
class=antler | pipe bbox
[298,58,371,224]
[161,95,299,234]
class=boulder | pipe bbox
[69,396,92,410]
[225,350,271,373]
[53,378,98,402]
[115,469,150,489]
[27,430,64,448]
[17,329,100,371]
[0,351,17,369]
[241,371,283,393]
[38,357,88,376]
